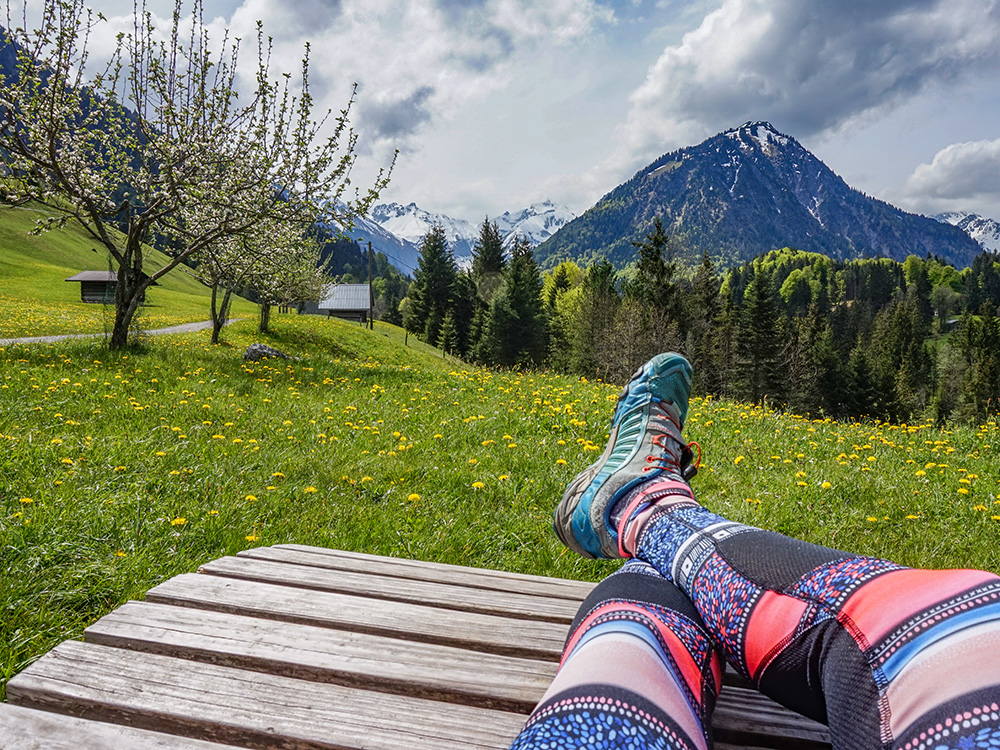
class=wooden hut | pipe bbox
[65,271,156,304]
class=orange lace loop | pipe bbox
[688,440,703,469]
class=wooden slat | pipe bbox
[6,641,526,750]
[255,545,595,600]
[145,573,569,660]
[713,686,830,749]
[0,703,248,750]
[85,600,556,713]
[200,555,580,623]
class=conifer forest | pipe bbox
[391,218,1000,426]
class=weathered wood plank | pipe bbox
[713,686,831,749]
[6,641,527,750]
[200,555,580,623]
[253,545,595,601]
[0,703,248,750]
[84,600,557,713]
[145,573,569,660]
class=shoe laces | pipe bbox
[642,407,700,480]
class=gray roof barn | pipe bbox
[65,271,156,304]
[314,283,371,323]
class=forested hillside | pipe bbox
[400,215,1000,425]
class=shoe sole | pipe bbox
[554,352,692,558]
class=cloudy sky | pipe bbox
[51,0,1000,222]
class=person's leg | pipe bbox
[509,560,722,750]
[555,352,1000,750]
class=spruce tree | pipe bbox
[736,268,784,404]
[481,237,547,366]
[471,218,506,302]
[403,225,457,345]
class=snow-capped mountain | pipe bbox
[366,200,577,270]
[495,200,576,248]
[935,212,1000,253]
[340,212,422,275]
[371,202,479,264]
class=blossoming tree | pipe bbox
[0,0,391,349]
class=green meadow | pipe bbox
[0,206,256,339]
[2,210,999,699]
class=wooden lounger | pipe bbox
[3,545,831,749]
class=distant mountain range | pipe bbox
[534,121,984,271]
[344,200,576,274]
[935,212,1000,253]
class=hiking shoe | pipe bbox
[553,352,695,559]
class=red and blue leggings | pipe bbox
[512,489,1000,750]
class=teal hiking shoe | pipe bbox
[553,352,696,559]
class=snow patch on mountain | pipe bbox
[936,212,1000,253]
[495,200,576,248]
[368,200,577,267]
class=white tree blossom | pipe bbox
[0,0,392,349]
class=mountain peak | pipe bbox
[535,122,982,270]
[724,121,791,151]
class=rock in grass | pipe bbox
[243,343,297,362]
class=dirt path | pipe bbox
[0,319,240,346]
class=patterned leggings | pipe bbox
[512,486,1000,750]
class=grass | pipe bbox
[2,209,1000,699]
[0,205,256,338]
[3,312,1000,700]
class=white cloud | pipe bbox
[613,0,1000,175]
[899,138,1000,215]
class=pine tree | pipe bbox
[572,259,619,377]
[736,267,784,404]
[480,237,547,366]
[471,218,506,302]
[403,225,457,345]
[689,252,721,394]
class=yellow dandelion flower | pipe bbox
[866,516,878,522]
[472,481,485,489]
[19,497,33,504]
[974,505,988,511]
[61,458,74,465]
[303,486,317,493]
[272,472,286,479]
[556,458,567,465]
[245,534,259,542]
[915,470,926,476]
[734,455,745,465]
[498,475,510,481]
[958,488,970,495]
[245,494,257,502]
[170,517,187,526]
[821,481,832,489]
[408,493,421,502]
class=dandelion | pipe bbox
[155,451,166,457]
[407,493,421,502]
[974,505,988,511]
[958,488,970,495]
[821,481,832,489]
[19,497,33,504]
[734,455,745,465]
[866,516,878,522]
[245,494,257,502]
[114,465,127,472]
[303,486,317,493]
[472,481,485,489]
[272,472,286,479]
[556,458,567,465]
[115,550,127,557]
[170,517,187,526]
[61,458,73,465]
[498,475,510,481]
[245,534,259,542]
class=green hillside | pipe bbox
[3,310,1000,697]
[0,206,256,338]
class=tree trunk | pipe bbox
[259,302,272,333]
[110,265,146,351]
[210,284,234,344]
